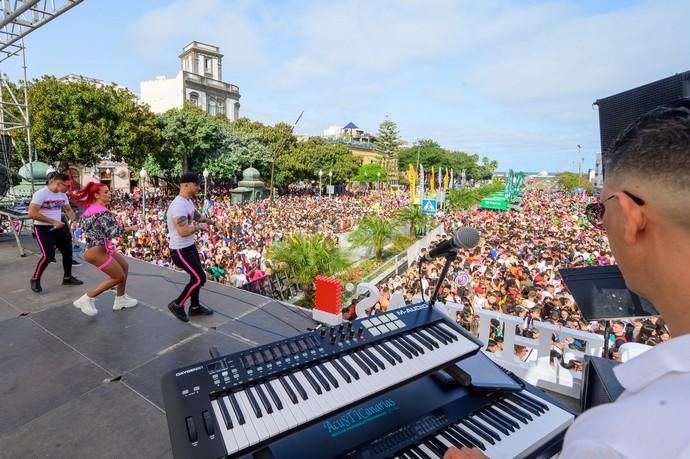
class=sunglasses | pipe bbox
[585,191,645,227]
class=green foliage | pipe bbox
[374,119,400,157]
[348,215,396,261]
[352,163,387,183]
[202,125,271,180]
[11,76,160,169]
[395,204,429,237]
[276,137,361,186]
[155,105,224,176]
[555,172,593,192]
[446,181,505,210]
[397,139,491,181]
[267,232,350,308]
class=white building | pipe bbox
[140,41,241,120]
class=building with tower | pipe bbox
[140,41,241,120]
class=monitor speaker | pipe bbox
[581,355,624,412]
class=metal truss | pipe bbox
[0,0,84,63]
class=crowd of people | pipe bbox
[78,188,406,289]
[68,183,671,361]
[372,189,669,362]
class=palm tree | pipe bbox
[348,214,395,261]
[395,203,428,238]
[267,232,349,308]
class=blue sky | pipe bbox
[8,0,690,172]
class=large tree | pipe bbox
[351,163,387,184]
[152,105,223,177]
[397,139,486,180]
[276,137,361,185]
[555,172,593,192]
[11,76,160,169]
[374,119,400,157]
[202,125,271,181]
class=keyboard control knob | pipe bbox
[357,326,364,334]
[320,328,327,338]
[330,335,337,344]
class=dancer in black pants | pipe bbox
[27,172,83,292]
[166,171,214,322]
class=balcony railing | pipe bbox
[434,303,604,399]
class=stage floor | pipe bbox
[0,233,316,459]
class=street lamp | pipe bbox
[328,170,333,195]
[139,168,147,220]
[203,168,209,198]
[577,145,582,176]
[318,169,323,197]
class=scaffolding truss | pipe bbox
[0,1,84,198]
[0,0,83,63]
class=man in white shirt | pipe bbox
[27,171,83,292]
[166,172,214,322]
[445,99,690,459]
[558,98,690,458]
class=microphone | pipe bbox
[422,227,480,261]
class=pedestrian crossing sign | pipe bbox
[421,198,437,215]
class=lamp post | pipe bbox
[318,169,323,197]
[139,168,147,220]
[577,145,582,176]
[328,170,332,195]
[203,168,209,198]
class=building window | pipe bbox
[189,92,199,106]
[205,57,213,76]
[217,100,225,115]
[233,102,240,120]
[207,96,217,116]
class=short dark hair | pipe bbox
[604,98,690,189]
[47,171,69,182]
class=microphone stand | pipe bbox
[427,251,457,308]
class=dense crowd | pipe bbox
[68,183,670,363]
[371,189,669,362]
[78,189,405,289]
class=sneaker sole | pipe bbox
[73,299,98,316]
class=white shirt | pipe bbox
[30,187,68,226]
[167,196,196,249]
[560,333,690,459]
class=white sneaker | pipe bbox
[113,294,138,310]
[74,294,98,316]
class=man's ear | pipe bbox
[618,192,647,245]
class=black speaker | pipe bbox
[596,71,690,157]
[581,355,624,412]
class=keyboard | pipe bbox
[162,304,482,458]
[264,353,575,459]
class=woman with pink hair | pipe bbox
[69,182,138,316]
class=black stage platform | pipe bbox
[0,233,316,459]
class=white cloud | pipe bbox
[124,0,690,170]
[127,0,269,72]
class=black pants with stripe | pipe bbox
[170,244,206,308]
[32,224,72,280]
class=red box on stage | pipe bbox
[314,275,342,315]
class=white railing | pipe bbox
[435,303,604,399]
